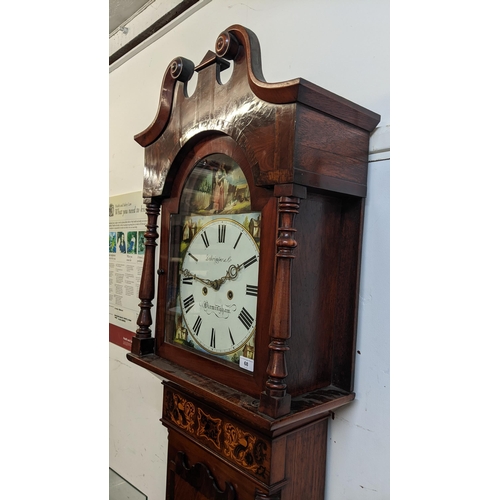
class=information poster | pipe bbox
[109,191,149,350]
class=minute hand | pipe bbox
[214,255,258,289]
[212,263,244,290]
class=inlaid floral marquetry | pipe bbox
[162,386,271,482]
[164,390,196,434]
[197,408,222,449]
[223,423,268,479]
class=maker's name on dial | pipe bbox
[205,255,232,264]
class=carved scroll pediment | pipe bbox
[134,25,301,149]
[134,24,380,199]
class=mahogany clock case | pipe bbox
[126,23,380,500]
[127,23,380,415]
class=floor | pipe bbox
[109,468,147,500]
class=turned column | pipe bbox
[259,184,306,417]
[132,199,161,356]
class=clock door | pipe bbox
[167,451,235,500]
[154,135,276,399]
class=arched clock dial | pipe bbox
[178,217,260,357]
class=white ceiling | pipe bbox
[109,0,152,33]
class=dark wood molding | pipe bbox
[126,352,354,438]
[109,0,201,66]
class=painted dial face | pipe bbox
[179,217,259,355]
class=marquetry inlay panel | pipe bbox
[162,385,271,483]
[198,407,223,449]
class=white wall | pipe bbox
[109,1,389,498]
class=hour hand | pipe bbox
[180,268,216,289]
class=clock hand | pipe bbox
[180,268,217,289]
[211,263,244,290]
[181,259,252,291]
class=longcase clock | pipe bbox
[127,25,380,500]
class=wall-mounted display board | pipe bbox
[109,191,149,349]
[127,24,380,499]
